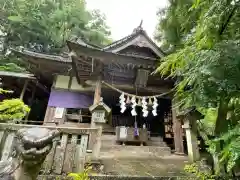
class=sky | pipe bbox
[86,0,168,40]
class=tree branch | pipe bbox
[219,3,239,35]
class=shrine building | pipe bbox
[10,24,199,162]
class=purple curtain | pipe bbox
[48,90,93,108]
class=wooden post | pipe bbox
[24,85,36,123]
[92,127,102,160]
[76,134,88,172]
[172,102,184,154]
[20,79,29,100]
[55,134,68,174]
[93,77,102,105]
[43,140,57,173]
[1,131,15,161]
[92,74,102,127]
[182,118,200,162]
[93,60,103,105]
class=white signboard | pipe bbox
[119,127,127,139]
[54,107,64,119]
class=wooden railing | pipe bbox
[0,123,102,175]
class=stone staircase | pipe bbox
[100,134,171,158]
[97,134,188,177]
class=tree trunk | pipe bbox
[213,99,229,174]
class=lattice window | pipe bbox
[92,110,105,123]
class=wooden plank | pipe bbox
[63,134,78,173]
[54,134,68,174]
[0,131,6,158]
[0,131,5,144]
[42,140,57,174]
[1,131,15,161]
[75,135,88,172]
[43,106,51,123]
[20,79,29,100]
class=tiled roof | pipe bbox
[12,49,71,63]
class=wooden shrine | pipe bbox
[12,23,189,157]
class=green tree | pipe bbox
[0,81,30,122]
[0,0,111,53]
[155,0,240,174]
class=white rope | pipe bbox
[102,81,172,99]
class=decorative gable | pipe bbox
[103,24,165,59]
[111,34,163,58]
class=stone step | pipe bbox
[38,175,188,180]
[98,156,188,177]
[89,175,186,180]
[100,145,171,159]
[148,140,168,147]
[101,135,169,147]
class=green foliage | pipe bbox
[184,163,216,180]
[0,88,30,122]
[67,167,90,180]
[0,0,112,73]
[208,123,240,172]
[0,0,111,53]
[155,0,240,173]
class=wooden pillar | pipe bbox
[24,85,36,123]
[93,77,102,105]
[182,118,200,162]
[92,60,103,127]
[20,79,29,100]
[93,59,103,105]
[172,102,184,154]
[76,134,89,172]
[92,127,102,160]
[1,130,15,161]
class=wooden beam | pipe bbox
[20,79,29,100]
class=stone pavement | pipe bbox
[100,155,189,177]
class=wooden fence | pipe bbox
[0,123,102,175]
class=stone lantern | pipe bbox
[89,97,111,127]
[178,106,202,162]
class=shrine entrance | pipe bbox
[102,88,172,139]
